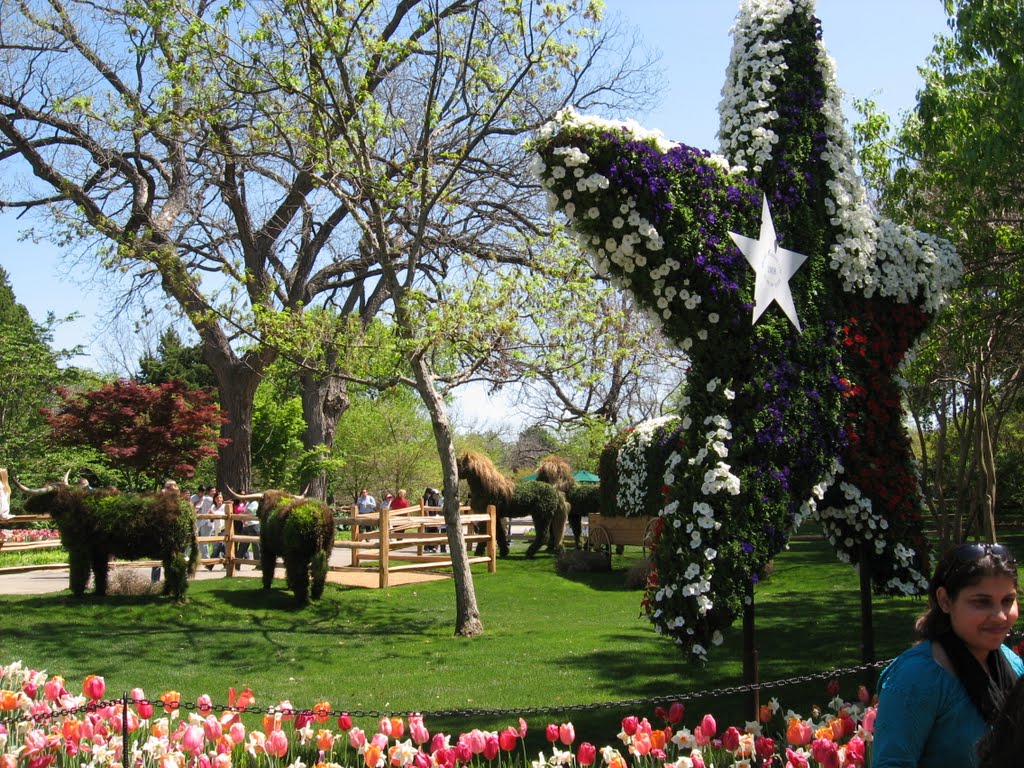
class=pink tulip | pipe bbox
[577,742,597,766]
[429,734,449,753]
[409,715,429,746]
[131,688,153,720]
[197,694,214,716]
[44,677,67,703]
[214,753,232,768]
[349,727,367,750]
[518,718,528,738]
[22,681,38,699]
[204,715,222,742]
[545,724,559,743]
[229,722,246,744]
[379,717,393,737]
[413,751,431,768]
[266,729,289,758]
[621,716,639,736]
[693,726,709,747]
[811,738,839,768]
[844,736,866,766]
[453,742,472,763]
[197,755,212,768]
[182,724,205,756]
[857,685,870,705]
[82,675,105,701]
[371,733,389,751]
[861,707,877,734]
[700,714,717,739]
[558,723,575,746]
[464,729,486,755]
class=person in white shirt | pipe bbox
[0,468,11,519]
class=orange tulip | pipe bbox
[786,718,813,747]
[316,729,335,752]
[364,744,385,768]
[61,718,81,743]
[313,702,331,724]
[161,691,181,715]
[607,753,628,768]
[0,690,19,711]
[152,720,170,740]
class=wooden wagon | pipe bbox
[585,512,659,557]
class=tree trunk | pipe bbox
[300,361,350,500]
[410,353,484,637]
[205,349,267,494]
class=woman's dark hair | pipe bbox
[977,676,1024,767]
[916,542,1019,639]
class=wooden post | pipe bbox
[743,578,759,718]
[352,507,362,568]
[859,541,876,692]
[487,504,497,573]
[379,506,390,589]
[225,510,236,577]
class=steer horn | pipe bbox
[12,476,53,495]
[226,485,264,501]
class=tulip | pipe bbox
[197,755,212,768]
[349,727,367,750]
[312,701,331,724]
[338,712,353,732]
[82,675,105,701]
[811,738,840,768]
[197,694,213,715]
[498,727,518,752]
[693,725,710,747]
[631,731,652,756]
[429,734,449,754]
[161,691,181,715]
[182,724,205,756]
[317,729,335,752]
[699,714,716,739]
[409,715,429,746]
[204,715,223,742]
[229,722,246,744]
[518,718,528,738]
[558,723,575,746]
[755,736,776,761]
[391,717,405,739]
[668,701,685,724]
[577,742,596,766]
[785,747,810,768]
[862,707,877,734]
[453,742,472,763]
[621,716,639,736]
[844,736,866,767]
[545,724,559,743]
[464,729,486,754]
[44,677,66,702]
[295,711,314,730]
[857,685,870,705]
[654,706,667,723]
[483,735,499,760]
[786,718,813,746]
[826,679,840,698]
[213,753,232,768]
[371,733,389,751]
[266,729,289,759]
[364,744,384,768]
[412,750,431,768]
[379,717,393,737]
[131,688,153,720]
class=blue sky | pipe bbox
[0,0,950,418]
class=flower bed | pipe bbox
[0,530,61,544]
[0,660,876,768]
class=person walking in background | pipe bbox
[355,489,376,516]
[195,486,214,564]
[872,542,1023,767]
[389,489,410,511]
[208,491,228,569]
[0,468,11,519]
[381,492,394,511]
[152,480,181,582]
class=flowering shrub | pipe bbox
[0,530,61,544]
[598,417,683,518]
[0,661,877,768]
[529,0,960,659]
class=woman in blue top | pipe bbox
[873,542,1023,767]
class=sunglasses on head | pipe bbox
[951,542,1015,564]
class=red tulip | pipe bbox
[826,679,840,698]
[498,727,519,752]
[545,724,559,743]
[577,742,597,766]
[294,711,314,730]
[483,735,499,760]
[338,713,353,731]
[621,716,639,736]
[668,702,685,724]
[131,688,153,720]
[755,736,775,761]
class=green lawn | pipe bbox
[0,536,930,745]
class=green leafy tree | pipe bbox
[856,0,1024,543]
[0,267,85,475]
[138,329,218,392]
[45,379,227,490]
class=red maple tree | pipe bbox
[46,379,228,489]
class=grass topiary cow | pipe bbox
[232,489,335,605]
[16,479,197,599]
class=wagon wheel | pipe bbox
[642,518,660,555]
[586,524,612,559]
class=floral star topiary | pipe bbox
[531,0,961,659]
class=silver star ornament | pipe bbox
[729,195,809,332]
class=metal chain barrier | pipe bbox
[6,657,895,728]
